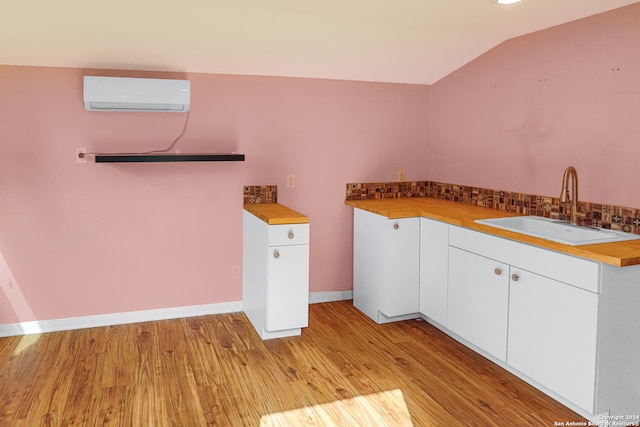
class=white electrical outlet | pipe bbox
[76,147,88,164]
[232,265,241,280]
[398,169,406,182]
[287,175,295,188]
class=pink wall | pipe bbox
[0,66,430,324]
[4,3,638,327]
[429,3,640,208]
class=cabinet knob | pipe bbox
[511,273,520,282]
[273,249,280,259]
[494,267,502,275]
[288,232,295,239]
[393,223,399,230]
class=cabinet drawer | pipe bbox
[449,226,600,293]
[268,223,310,246]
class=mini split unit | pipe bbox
[83,76,190,112]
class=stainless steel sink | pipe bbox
[475,216,640,246]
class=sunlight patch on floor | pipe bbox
[260,388,414,426]
[12,333,41,356]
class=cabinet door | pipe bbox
[266,245,309,332]
[381,217,420,317]
[448,247,509,361]
[507,269,598,413]
[353,208,387,321]
[420,218,449,326]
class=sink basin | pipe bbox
[475,216,640,246]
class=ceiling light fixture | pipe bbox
[498,0,522,4]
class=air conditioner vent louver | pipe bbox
[83,76,190,112]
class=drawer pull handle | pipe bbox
[393,223,399,230]
[288,232,295,239]
[273,250,280,259]
[511,273,520,282]
[494,267,502,276]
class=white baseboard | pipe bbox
[0,301,242,338]
[309,290,353,304]
[0,291,354,337]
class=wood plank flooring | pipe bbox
[0,300,586,426]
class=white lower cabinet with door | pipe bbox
[243,210,309,339]
[353,208,420,324]
[507,267,598,414]
[447,225,622,418]
[447,246,510,362]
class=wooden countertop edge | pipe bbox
[244,203,309,225]
[259,217,310,225]
[346,198,640,267]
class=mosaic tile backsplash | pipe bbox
[244,185,278,204]
[346,181,640,235]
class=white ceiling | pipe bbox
[1,0,638,85]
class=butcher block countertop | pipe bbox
[346,198,640,267]
[244,203,309,225]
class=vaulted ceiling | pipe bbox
[1,0,638,84]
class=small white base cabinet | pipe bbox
[353,208,420,324]
[242,210,309,339]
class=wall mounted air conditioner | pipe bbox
[83,76,190,112]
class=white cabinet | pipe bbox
[448,225,599,413]
[243,210,309,339]
[419,218,449,326]
[266,244,310,332]
[353,208,419,324]
[350,205,640,419]
[447,245,598,411]
[447,247,509,361]
[507,268,598,413]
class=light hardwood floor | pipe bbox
[0,300,585,426]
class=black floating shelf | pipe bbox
[95,153,245,163]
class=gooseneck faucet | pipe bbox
[559,166,579,225]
